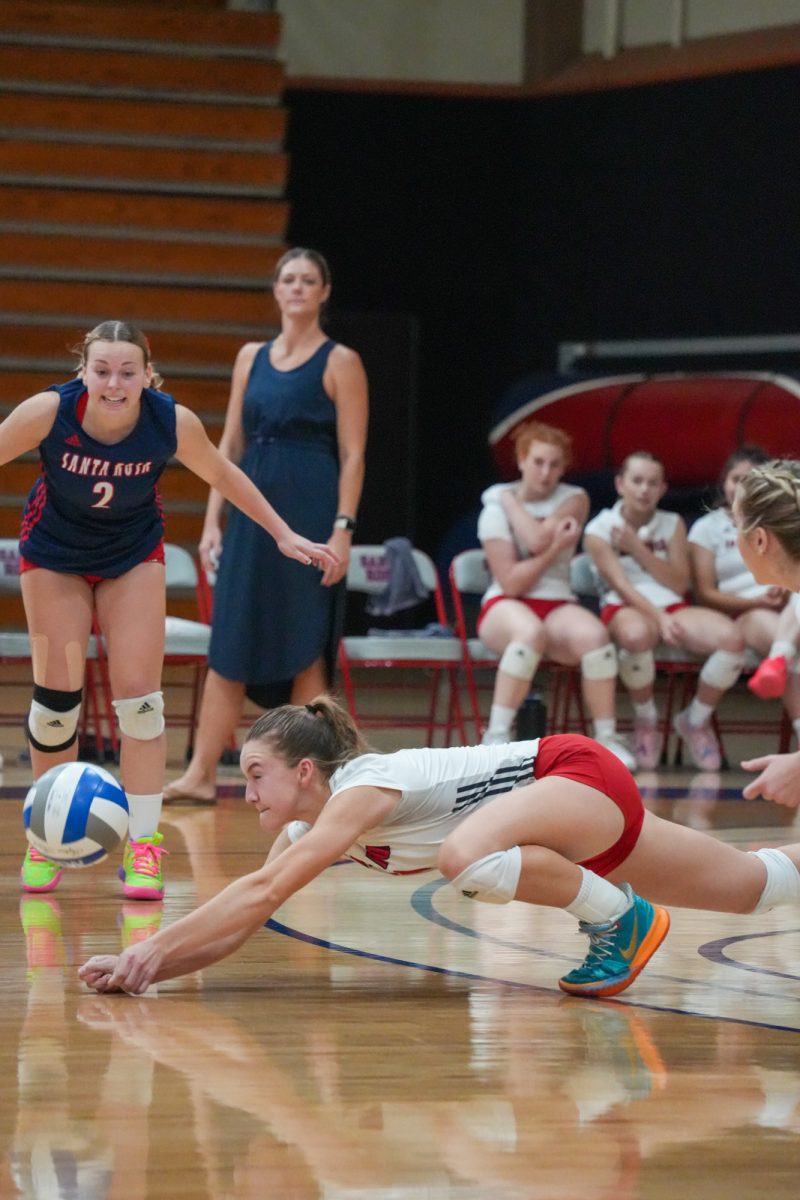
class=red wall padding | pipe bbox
[489,375,800,485]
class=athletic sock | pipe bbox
[687,698,714,727]
[593,718,616,739]
[769,640,796,661]
[127,793,163,841]
[565,866,631,925]
[486,703,515,737]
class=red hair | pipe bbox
[512,420,573,469]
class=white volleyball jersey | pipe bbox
[688,507,769,599]
[584,501,684,608]
[287,741,539,876]
[477,481,584,602]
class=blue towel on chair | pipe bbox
[366,537,431,616]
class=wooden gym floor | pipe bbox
[1,682,800,1198]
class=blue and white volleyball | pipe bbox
[23,762,128,868]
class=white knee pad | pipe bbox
[700,649,744,691]
[499,642,540,683]
[113,691,165,740]
[618,649,655,690]
[581,644,618,681]
[27,684,82,752]
[749,848,800,913]
[450,847,522,905]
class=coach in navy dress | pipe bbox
[210,339,342,688]
[165,248,368,804]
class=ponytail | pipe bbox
[246,695,369,778]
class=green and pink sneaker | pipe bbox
[20,845,63,894]
[118,832,167,900]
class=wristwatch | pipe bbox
[333,514,356,532]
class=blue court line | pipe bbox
[698,929,800,981]
[265,914,552,994]
[412,879,800,996]
[265,874,800,1033]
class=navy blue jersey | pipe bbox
[19,378,178,577]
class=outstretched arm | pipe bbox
[174,404,337,569]
[79,834,346,994]
[78,785,398,994]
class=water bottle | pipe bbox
[516,692,547,740]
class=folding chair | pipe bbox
[161,544,212,760]
[0,538,112,761]
[337,544,467,745]
[448,547,587,741]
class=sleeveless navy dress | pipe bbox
[208,340,344,699]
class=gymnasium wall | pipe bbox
[272,0,800,85]
[284,63,800,554]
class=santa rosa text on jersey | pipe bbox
[59,452,153,478]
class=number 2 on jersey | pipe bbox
[92,481,115,508]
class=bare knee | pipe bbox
[438,835,475,881]
[720,628,746,655]
[617,629,654,654]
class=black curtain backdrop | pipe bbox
[284,65,800,557]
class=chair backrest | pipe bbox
[346,544,438,595]
[164,543,199,593]
[0,538,21,594]
[448,548,492,644]
[346,543,447,625]
[450,548,490,596]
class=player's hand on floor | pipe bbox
[78,954,125,993]
[79,944,161,995]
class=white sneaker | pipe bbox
[673,708,722,770]
[595,733,637,771]
[633,718,664,769]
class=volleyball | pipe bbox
[23,762,129,868]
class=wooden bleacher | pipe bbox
[0,0,288,621]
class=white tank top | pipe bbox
[584,501,684,608]
[688,507,769,599]
[287,742,539,875]
[477,481,584,602]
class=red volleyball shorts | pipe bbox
[477,595,571,635]
[20,540,165,586]
[534,733,644,876]
[600,600,688,625]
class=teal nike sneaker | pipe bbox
[559,883,670,999]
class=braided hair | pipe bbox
[736,460,800,562]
